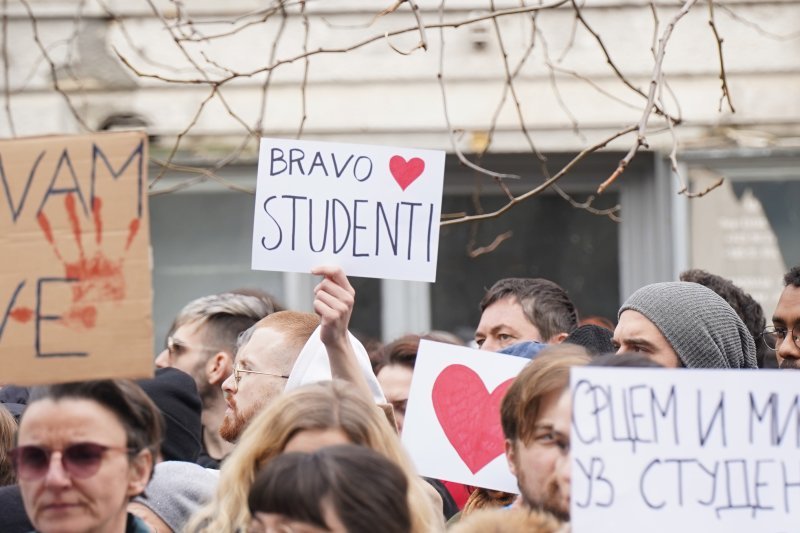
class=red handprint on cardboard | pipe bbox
[27,192,141,329]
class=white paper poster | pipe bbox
[570,367,800,533]
[252,138,445,282]
[402,340,528,492]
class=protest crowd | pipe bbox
[0,255,798,533]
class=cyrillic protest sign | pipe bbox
[252,138,445,282]
[571,367,800,532]
[0,131,153,385]
[402,340,527,492]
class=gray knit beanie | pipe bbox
[133,461,218,532]
[619,282,757,369]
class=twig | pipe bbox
[538,28,584,140]
[1,0,15,136]
[468,230,513,258]
[681,176,724,198]
[297,0,310,139]
[436,1,520,181]
[18,0,90,130]
[254,2,289,139]
[384,33,425,55]
[150,159,256,195]
[597,0,699,195]
[408,0,428,51]
[717,4,800,41]
[443,125,637,226]
[571,0,677,123]
[707,0,735,113]
[149,86,218,188]
[478,11,538,159]
[114,1,571,86]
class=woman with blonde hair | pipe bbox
[187,380,443,533]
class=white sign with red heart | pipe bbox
[252,138,445,282]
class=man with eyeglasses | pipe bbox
[766,265,800,370]
[155,292,277,467]
[219,266,380,444]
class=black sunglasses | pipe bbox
[10,442,137,481]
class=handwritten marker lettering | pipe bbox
[570,368,800,533]
[252,138,445,282]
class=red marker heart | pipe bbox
[389,156,425,191]
[432,364,514,474]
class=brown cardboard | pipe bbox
[0,131,153,385]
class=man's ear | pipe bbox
[127,449,154,497]
[206,351,234,386]
[548,332,569,344]
[505,438,518,477]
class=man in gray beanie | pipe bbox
[614,281,757,369]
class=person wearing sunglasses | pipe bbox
[767,265,800,370]
[11,380,163,533]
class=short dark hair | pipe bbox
[377,334,421,372]
[480,278,577,340]
[679,269,768,368]
[248,445,411,533]
[784,265,800,288]
[375,332,462,374]
[27,380,164,462]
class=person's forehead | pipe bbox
[237,326,293,366]
[172,319,206,343]
[774,285,800,324]
[19,398,126,443]
[616,310,661,337]
[536,388,571,427]
[481,296,529,326]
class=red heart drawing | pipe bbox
[389,156,425,191]
[432,364,514,474]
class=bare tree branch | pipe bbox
[468,230,513,258]
[18,0,90,130]
[1,0,15,136]
[114,2,571,86]
[443,125,637,226]
[597,0,698,195]
[707,0,735,113]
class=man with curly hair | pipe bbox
[769,265,800,370]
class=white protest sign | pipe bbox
[401,340,528,492]
[252,138,445,282]
[570,367,800,533]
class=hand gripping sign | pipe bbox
[251,138,445,282]
[0,131,153,385]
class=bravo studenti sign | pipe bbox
[570,367,800,533]
[252,138,445,282]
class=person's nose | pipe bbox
[154,349,170,368]
[43,452,71,489]
[481,338,500,352]
[221,373,236,395]
[777,329,800,361]
[555,450,571,485]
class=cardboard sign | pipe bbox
[402,340,528,492]
[252,138,445,282]
[0,131,153,385]
[570,367,800,532]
